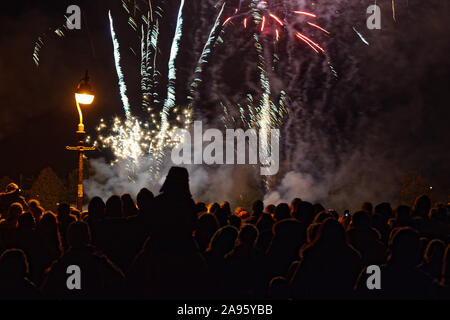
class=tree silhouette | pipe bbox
[29,167,66,211]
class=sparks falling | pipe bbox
[221,0,330,54]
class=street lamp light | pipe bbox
[66,71,96,212]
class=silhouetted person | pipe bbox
[413,195,431,220]
[32,212,62,285]
[194,213,219,252]
[265,204,276,217]
[418,239,446,281]
[247,200,264,225]
[346,211,386,266]
[255,209,275,253]
[126,167,208,299]
[215,204,230,227]
[294,201,315,226]
[290,198,302,217]
[207,202,220,215]
[204,225,239,299]
[229,214,242,230]
[268,276,289,300]
[42,221,124,299]
[16,212,38,279]
[0,183,27,215]
[0,202,23,251]
[274,203,290,222]
[266,217,306,281]
[0,249,40,300]
[136,188,154,216]
[121,193,138,217]
[440,244,450,298]
[290,218,361,300]
[355,227,436,299]
[106,195,123,218]
[27,199,44,223]
[389,205,413,229]
[422,205,449,241]
[361,202,373,214]
[223,224,264,299]
[56,203,77,250]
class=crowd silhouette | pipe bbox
[0,167,449,300]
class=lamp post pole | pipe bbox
[66,72,95,212]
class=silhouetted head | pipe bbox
[306,223,321,243]
[388,227,420,267]
[67,221,91,248]
[252,200,264,216]
[137,188,154,213]
[361,202,373,214]
[215,206,230,227]
[313,211,333,224]
[423,239,445,265]
[37,212,61,252]
[207,225,239,257]
[316,218,347,247]
[18,212,35,230]
[443,244,450,285]
[413,195,431,218]
[428,205,447,222]
[312,203,325,215]
[268,276,289,300]
[0,249,29,282]
[57,203,71,218]
[196,213,219,246]
[274,203,290,221]
[220,201,231,216]
[229,215,241,230]
[6,203,23,221]
[28,199,40,209]
[194,202,207,216]
[238,224,259,247]
[28,199,43,222]
[395,205,411,222]
[290,198,302,216]
[106,195,122,218]
[5,183,19,193]
[351,211,371,229]
[375,202,393,220]
[295,201,314,225]
[207,202,220,214]
[121,193,138,217]
[265,204,276,215]
[88,197,106,220]
[159,166,191,197]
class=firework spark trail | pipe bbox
[109,10,131,119]
[157,0,186,160]
[188,2,226,102]
[33,16,71,67]
[353,26,369,45]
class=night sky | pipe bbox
[0,0,449,206]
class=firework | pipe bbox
[109,11,131,118]
[221,0,330,54]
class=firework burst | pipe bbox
[221,0,330,54]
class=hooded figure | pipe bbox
[126,167,208,299]
[151,167,196,245]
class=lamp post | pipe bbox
[66,71,96,211]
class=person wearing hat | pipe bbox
[0,183,28,217]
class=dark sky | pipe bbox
[0,0,449,202]
[0,0,134,179]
